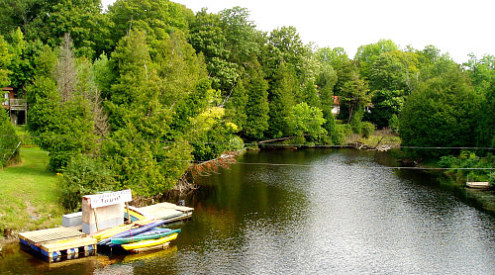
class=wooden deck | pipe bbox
[138,202,194,221]
[18,226,97,262]
[41,237,97,253]
[19,226,84,245]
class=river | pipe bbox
[1,149,495,274]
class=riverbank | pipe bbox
[0,147,65,242]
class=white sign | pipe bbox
[84,189,132,209]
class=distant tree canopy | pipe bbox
[0,1,494,200]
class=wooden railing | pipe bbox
[8,99,27,110]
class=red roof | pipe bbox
[332,96,340,105]
[1,87,14,91]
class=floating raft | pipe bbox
[19,227,96,262]
[41,237,97,260]
[136,202,193,222]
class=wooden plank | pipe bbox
[41,237,97,253]
[163,212,192,224]
[19,227,84,244]
[139,208,183,220]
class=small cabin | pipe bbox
[2,87,27,125]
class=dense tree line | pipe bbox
[1,0,494,204]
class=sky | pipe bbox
[101,0,495,64]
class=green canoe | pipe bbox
[111,229,181,245]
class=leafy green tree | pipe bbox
[369,89,404,128]
[106,30,151,128]
[400,63,481,157]
[219,7,260,65]
[0,0,45,36]
[27,37,97,171]
[0,34,11,87]
[244,62,269,140]
[355,39,398,78]
[369,50,419,94]
[286,102,327,141]
[153,32,208,106]
[225,80,248,131]
[338,65,370,123]
[93,52,115,100]
[475,78,495,148]
[316,47,338,141]
[464,54,495,94]
[107,0,193,47]
[300,77,320,107]
[60,155,118,210]
[267,62,296,138]
[188,8,237,92]
[0,109,21,167]
[171,79,216,134]
[25,0,109,58]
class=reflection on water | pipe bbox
[1,149,494,274]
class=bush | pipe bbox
[227,136,244,151]
[438,152,495,183]
[490,173,495,187]
[0,110,21,168]
[350,108,364,134]
[60,154,119,210]
[361,122,375,138]
[334,124,352,145]
[389,114,400,134]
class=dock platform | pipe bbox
[19,227,96,262]
[134,202,193,222]
[19,200,193,262]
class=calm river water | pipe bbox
[1,149,495,274]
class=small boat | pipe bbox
[121,233,178,251]
[92,219,154,241]
[111,229,181,245]
[98,220,167,245]
[466,182,490,189]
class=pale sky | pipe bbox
[101,0,495,64]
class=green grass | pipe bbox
[0,147,65,238]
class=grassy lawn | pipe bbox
[0,146,65,238]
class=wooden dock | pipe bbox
[18,227,96,262]
[137,202,193,221]
[19,200,193,262]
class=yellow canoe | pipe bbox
[121,233,178,251]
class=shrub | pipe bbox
[60,154,119,210]
[389,114,400,134]
[334,124,352,145]
[361,122,375,138]
[0,110,21,168]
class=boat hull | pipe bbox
[121,233,178,251]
